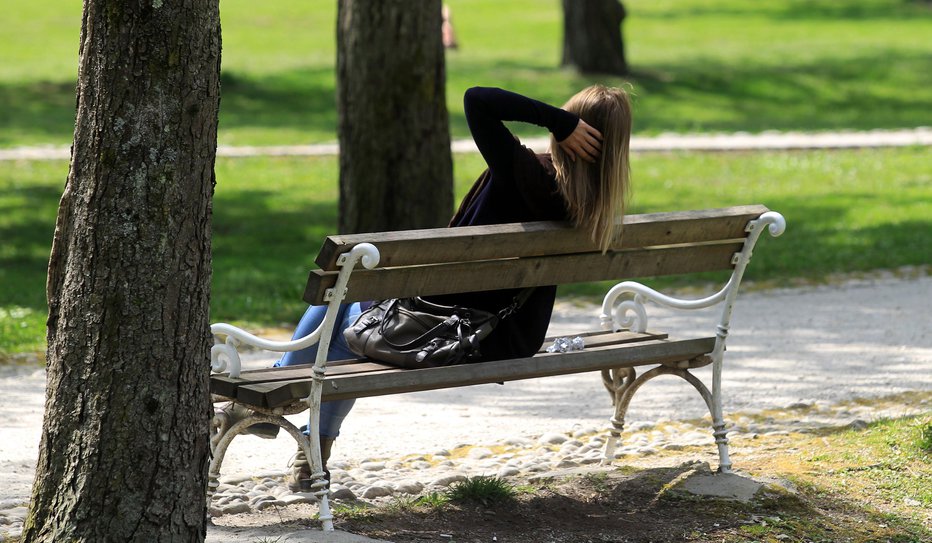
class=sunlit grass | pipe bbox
[2,146,928,355]
[1,0,929,147]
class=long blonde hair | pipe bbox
[550,85,632,253]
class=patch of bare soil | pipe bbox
[342,466,737,542]
[330,462,928,543]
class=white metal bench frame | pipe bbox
[207,210,785,532]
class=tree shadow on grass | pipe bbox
[637,0,931,21]
[0,182,62,309]
[210,187,339,325]
[0,68,339,147]
[0,179,340,326]
[338,463,930,542]
[5,47,931,148]
[0,80,77,146]
[218,69,337,141]
[628,50,932,134]
[559,188,932,299]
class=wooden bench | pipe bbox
[208,204,785,531]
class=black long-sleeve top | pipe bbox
[429,87,579,361]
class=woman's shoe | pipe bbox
[287,437,335,492]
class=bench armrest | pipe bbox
[601,211,786,334]
[209,323,327,379]
[210,243,382,379]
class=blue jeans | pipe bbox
[274,303,361,438]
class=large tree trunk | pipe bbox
[562,0,629,75]
[337,0,453,234]
[23,1,220,541]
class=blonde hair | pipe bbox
[550,85,632,253]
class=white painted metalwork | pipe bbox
[207,243,380,532]
[598,211,785,472]
[205,210,785,523]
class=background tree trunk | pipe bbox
[562,0,629,75]
[23,1,220,541]
[337,0,453,234]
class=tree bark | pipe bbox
[23,1,220,541]
[562,0,629,75]
[337,0,453,234]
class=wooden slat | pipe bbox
[211,331,666,400]
[314,205,767,270]
[211,359,386,398]
[244,336,715,407]
[305,242,743,304]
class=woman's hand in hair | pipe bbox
[558,119,602,163]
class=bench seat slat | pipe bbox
[237,336,715,408]
[306,242,743,304]
[211,330,667,400]
[315,205,768,270]
[211,360,388,398]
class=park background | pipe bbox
[1,0,930,357]
[0,0,930,541]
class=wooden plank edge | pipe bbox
[248,337,714,407]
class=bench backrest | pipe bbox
[304,205,769,305]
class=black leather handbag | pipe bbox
[343,290,533,369]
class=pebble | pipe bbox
[467,447,494,460]
[220,502,251,515]
[281,494,315,506]
[330,486,357,501]
[847,419,869,430]
[432,474,467,487]
[2,509,25,523]
[254,498,284,511]
[498,466,521,478]
[395,480,425,494]
[627,421,655,431]
[539,432,569,445]
[361,486,393,499]
[572,426,599,438]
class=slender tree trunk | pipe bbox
[562,0,629,75]
[23,1,220,541]
[337,0,453,234]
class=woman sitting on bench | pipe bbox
[225,85,633,491]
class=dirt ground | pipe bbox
[210,434,931,543]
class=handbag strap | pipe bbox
[496,287,536,320]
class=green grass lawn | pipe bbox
[1,0,930,147]
[2,146,929,356]
[1,0,930,355]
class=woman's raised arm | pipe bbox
[464,87,579,176]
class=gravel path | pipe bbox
[2,271,930,540]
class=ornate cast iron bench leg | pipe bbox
[599,357,733,472]
[600,367,636,464]
[207,403,322,513]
